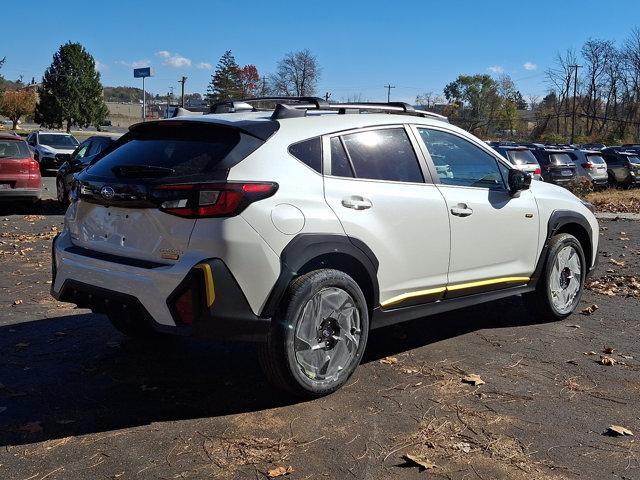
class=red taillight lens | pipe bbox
[28,159,40,176]
[581,162,593,170]
[174,288,194,325]
[533,168,541,175]
[154,182,278,218]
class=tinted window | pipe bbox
[289,137,322,173]
[86,124,251,179]
[340,128,423,183]
[586,154,605,165]
[418,128,505,189]
[603,154,620,165]
[549,153,573,165]
[39,134,79,149]
[73,141,91,160]
[507,149,538,165]
[330,137,354,177]
[0,139,30,159]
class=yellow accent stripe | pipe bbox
[194,264,215,307]
[381,286,446,308]
[380,276,530,309]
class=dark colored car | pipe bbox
[56,136,116,204]
[0,134,42,203]
[528,147,577,185]
[566,149,608,189]
[600,147,640,188]
[491,145,542,180]
[580,143,607,151]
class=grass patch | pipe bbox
[585,188,640,213]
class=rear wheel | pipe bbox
[523,233,586,322]
[56,178,69,206]
[259,269,369,397]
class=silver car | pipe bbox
[570,149,608,189]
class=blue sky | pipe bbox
[2,0,639,103]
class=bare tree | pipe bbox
[545,49,577,135]
[269,49,320,96]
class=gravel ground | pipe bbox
[0,180,639,479]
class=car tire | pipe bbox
[259,269,369,397]
[56,178,69,206]
[107,310,161,339]
[523,233,586,322]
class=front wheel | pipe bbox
[523,233,586,322]
[259,269,369,397]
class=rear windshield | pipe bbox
[85,123,262,179]
[0,139,30,159]
[586,154,606,164]
[507,149,538,165]
[39,134,78,149]
[549,153,573,165]
[629,156,640,164]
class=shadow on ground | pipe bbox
[0,296,537,446]
[0,199,66,217]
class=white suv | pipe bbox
[51,98,599,397]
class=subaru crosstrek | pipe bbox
[52,98,599,397]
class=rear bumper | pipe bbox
[0,187,41,201]
[51,232,271,342]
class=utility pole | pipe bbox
[166,86,173,118]
[178,76,187,107]
[325,92,331,102]
[569,64,580,144]
[384,84,396,103]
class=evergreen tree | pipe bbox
[206,50,242,106]
[35,42,108,132]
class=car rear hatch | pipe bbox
[584,153,608,178]
[0,138,37,189]
[68,119,277,264]
[545,152,576,180]
[506,149,540,175]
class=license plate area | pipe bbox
[561,169,573,176]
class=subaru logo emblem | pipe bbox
[100,186,115,200]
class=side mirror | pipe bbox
[508,169,531,195]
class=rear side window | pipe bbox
[0,139,30,159]
[338,128,424,183]
[330,137,354,177]
[289,137,322,173]
[85,123,261,179]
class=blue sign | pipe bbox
[133,67,153,78]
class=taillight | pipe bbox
[28,159,40,176]
[153,182,278,218]
[533,168,541,175]
[581,162,593,170]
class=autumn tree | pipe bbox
[0,89,37,129]
[238,65,261,98]
[269,49,320,96]
[35,42,108,132]
[443,74,501,135]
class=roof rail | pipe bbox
[210,96,448,122]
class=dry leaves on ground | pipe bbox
[380,356,398,365]
[587,275,640,298]
[461,374,485,386]
[267,466,294,477]
[605,425,634,437]
[599,356,617,366]
[402,453,437,471]
[580,304,599,315]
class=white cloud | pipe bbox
[116,59,151,68]
[155,50,192,68]
[196,62,213,70]
[95,60,108,72]
[487,65,504,74]
[523,61,537,71]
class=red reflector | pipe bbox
[581,162,593,169]
[533,168,541,175]
[174,288,194,325]
[242,183,273,193]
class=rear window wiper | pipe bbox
[112,165,176,178]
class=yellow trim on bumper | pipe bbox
[380,276,530,309]
[194,263,216,307]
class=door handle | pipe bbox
[450,203,473,217]
[341,195,372,210]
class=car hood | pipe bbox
[38,145,75,155]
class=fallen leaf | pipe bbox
[567,324,581,329]
[12,299,22,306]
[599,355,617,366]
[584,351,598,356]
[462,374,485,386]
[380,356,398,365]
[19,421,43,434]
[580,304,599,315]
[403,453,436,471]
[605,425,633,437]
[603,346,615,354]
[267,466,294,477]
[401,368,419,374]
[610,259,625,267]
[453,441,471,453]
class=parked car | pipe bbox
[0,134,42,203]
[26,131,79,174]
[600,147,640,187]
[491,145,542,181]
[566,149,608,189]
[51,98,599,397]
[56,136,116,205]
[528,147,577,186]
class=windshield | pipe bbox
[629,156,640,165]
[0,139,30,159]
[586,155,606,165]
[549,153,573,165]
[39,134,79,149]
[507,149,538,165]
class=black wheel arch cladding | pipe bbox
[261,234,380,318]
